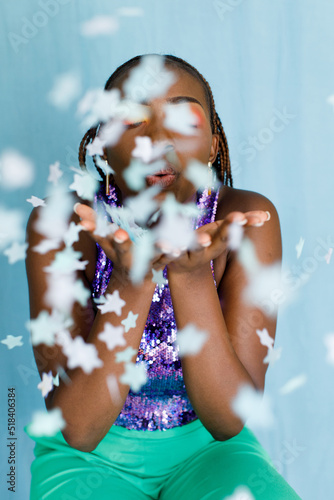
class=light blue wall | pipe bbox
[1,1,333,498]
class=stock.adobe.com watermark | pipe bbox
[8,0,72,54]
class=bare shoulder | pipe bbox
[217,185,279,219]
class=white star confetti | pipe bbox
[44,247,88,274]
[324,332,334,364]
[123,55,176,103]
[256,328,274,350]
[97,290,126,316]
[81,15,119,37]
[130,231,155,284]
[3,242,28,264]
[98,324,126,350]
[106,374,122,405]
[295,237,305,259]
[231,384,274,429]
[0,149,34,189]
[27,408,66,437]
[37,371,54,398]
[176,324,208,356]
[227,222,244,251]
[48,161,63,185]
[152,269,167,286]
[325,248,333,264]
[27,196,46,207]
[45,273,90,313]
[120,362,147,392]
[94,214,117,238]
[69,168,99,201]
[279,374,307,395]
[63,221,83,247]
[132,137,171,164]
[77,88,122,128]
[263,346,282,365]
[123,158,165,191]
[33,238,61,254]
[27,310,72,346]
[115,346,137,363]
[34,183,73,240]
[121,311,139,333]
[1,335,23,349]
[97,120,125,148]
[0,206,24,251]
[185,160,210,190]
[164,102,199,136]
[224,486,255,500]
[63,336,103,374]
[47,72,81,109]
[86,136,105,157]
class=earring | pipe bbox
[105,159,110,196]
[207,161,213,195]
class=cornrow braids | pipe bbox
[78,54,233,187]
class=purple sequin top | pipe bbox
[91,186,219,431]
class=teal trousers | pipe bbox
[27,418,301,499]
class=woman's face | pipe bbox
[104,66,219,203]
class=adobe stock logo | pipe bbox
[8,0,72,54]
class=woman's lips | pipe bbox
[145,163,177,188]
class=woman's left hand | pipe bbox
[153,210,271,273]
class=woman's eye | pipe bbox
[124,120,147,128]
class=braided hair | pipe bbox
[78,54,233,187]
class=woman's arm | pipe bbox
[26,205,156,452]
[167,193,282,441]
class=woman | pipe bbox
[25,54,300,499]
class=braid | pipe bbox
[78,54,233,187]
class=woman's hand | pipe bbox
[154,210,271,274]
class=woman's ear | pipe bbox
[209,134,219,163]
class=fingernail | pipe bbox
[114,236,126,244]
[253,222,264,227]
[265,211,271,221]
[200,240,212,247]
[73,203,81,215]
[236,218,247,226]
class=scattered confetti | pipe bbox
[123,158,165,191]
[63,336,103,374]
[120,361,147,392]
[98,324,126,350]
[1,335,23,349]
[176,323,208,356]
[130,231,155,284]
[263,346,282,365]
[77,88,122,128]
[121,311,139,333]
[27,408,66,437]
[44,247,88,274]
[151,269,167,286]
[164,102,199,136]
[33,238,61,254]
[34,183,73,240]
[279,374,307,395]
[325,248,333,264]
[98,290,126,316]
[63,221,83,247]
[37,371,54,398]
[27,310,72,346]
[231,384,274,428]
[224,486,255,500]
[3,242,28,264]
[45,273,90,313]
[115,346,137,363]
[47,72,81,109]
[123,55,176,103]
[256,328,274,350]
[106,374,122,405]
[295,237,305,259]
[227,222,244,251]
[125,186,160,225]
[132,137,171,163]
[0,149,34,189]
[27,196,46,207]
[48,161,63,185]
[69,168,99,201]
[185,160,210,190]
[81,15,119,37]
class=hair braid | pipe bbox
[78,54,233,187]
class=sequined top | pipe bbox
[92,186,219,431]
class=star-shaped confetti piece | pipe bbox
[184,160,210,190]
[0,149,34,189]
[152,269,167,286]
[33,239,61,254]
[98,290,126,316]
[115,346,137,363]
[27,196,46,207]
[44,247,88,274]
[27,408,66,437]
[1,335,23,349]
[69,168,99,201]
[263,346,282,365]
[48,161,63,185]
[63,336,103,374]
[121,311,139,333]
[48,72,81,109]
[125,185,160,225]
[227,222,244,251]
[3,242,28,264]
[98,324,126,350]
[176,324,208,356]
[27,310,72,346]
[120,361,147,392]
[37,371,54,398]
[63,221,83,247]
[81,15,119,37]
[130,231,155,284]
[279,374,307,395]
[295,237,305,259]
[231,384,274,428]
[256,328,274,350]
[164,102,199,136]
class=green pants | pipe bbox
[27,418,301,499]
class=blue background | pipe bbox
[1,1,334,498]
